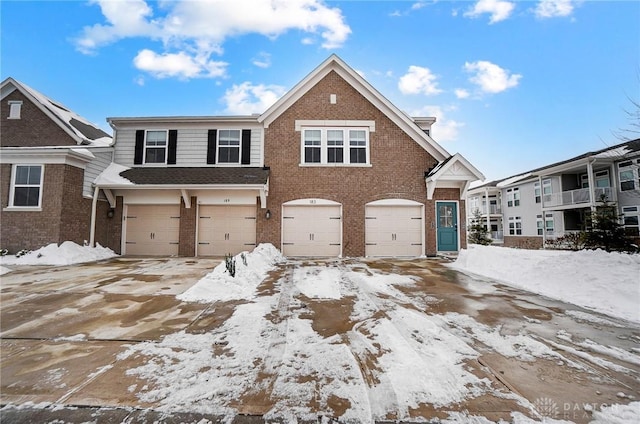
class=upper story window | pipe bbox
[8,101,22,119]
[218,129,241,163]
[535,178,552,203]
[507,187,520,207]
[581,170,610,188]
[619,160,639,191]
[301,128,370,166]
[144,130,167,164]
[9,165,43,208]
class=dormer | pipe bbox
[413,117,436,137]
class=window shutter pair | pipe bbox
[134,129,178,165]
[207,129,252,165]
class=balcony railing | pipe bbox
[471,204,502,215]
[490,231,504,241]
[542,187,612,208]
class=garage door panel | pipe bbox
[125,205,181,256]
[198,206,256,256]
[282,204,341,257]
[365,204,423,257]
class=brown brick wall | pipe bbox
[1,89,77,147]
[260,70,457,257]
[179,196,197,256]
[503,236,543,249]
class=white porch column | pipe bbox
[484,187,490,238]
[89,186,99,247]
[587,158,596,212]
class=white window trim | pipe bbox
[508,216,522,235]
[5,164,44,211]
[622,205,640,236]
[507,188,520,207]
[143,129,168,165]
[217,129,242,165]
[618,160,639,191]
[8,101,22,119]
[299,127,371,167]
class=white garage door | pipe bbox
[198,205,256,256]
[365,204,423,257]
[282,204,341,257]
[125,205,180,256]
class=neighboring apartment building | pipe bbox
[467,139,640,248]
[93,55,484,257]
[0,77,115,252]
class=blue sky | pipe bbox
[2,0,638,181]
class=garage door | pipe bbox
[282,204,341,257]
[365,204,423,257]
[125,205,180,256]
[198,205,256,256]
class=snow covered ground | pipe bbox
[0,241,117,267]
[450,245,640,324]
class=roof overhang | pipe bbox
[425,153,485,200]
[107,115,260,129]
[0,146,95,168]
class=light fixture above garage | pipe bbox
[265,209,271,219]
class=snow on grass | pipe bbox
[564,310,626,328]
[0,241,117,266]
[590,401,640,423]
[0,266,11,275]
[450,245,640,323]
[177,244,284,302]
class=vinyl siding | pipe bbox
[114,127,262,167]
[83,148,113,198]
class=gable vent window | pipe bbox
[8,101,22,119]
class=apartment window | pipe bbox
[619,160,639,191]
[327,130,344,163]
[534,182,541,203]
[622,206,639,237]
[349,130,367,164]
[8,101,22,119]
[218,129,241,163]
[581,170,610,189]
[545,213,554,233]
[304,129,321,163]
[507,188,520,207]
[508,216,522,235]
[301,128,369,165]
[536,215,543,235]
[144,130,167,164]
[9,165,43,207]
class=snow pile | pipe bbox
[0,241,117,266]
[0,266,11,275]
[450,245,640,323]
[177,244,285,303]
[591,401,640,423]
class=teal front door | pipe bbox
[437,202,458,251]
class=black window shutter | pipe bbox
[168,130,178,164]
[241,129,251,165]
[134,130,145,165]
[207,129,217,164]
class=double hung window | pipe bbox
[144,130,167,164]
[619,160,639,191]
[622,206,639,236]
[507,188,520,207]
[9,165,43,208]
[301,128,369,165]
[218,129,241,163]
[508,216,522,235]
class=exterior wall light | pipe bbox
[265,209,271,219]
[107,208,115,219]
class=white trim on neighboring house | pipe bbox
[5,164,45,211]
[258,54,450,162]
[425,153,485,200]
[0,147,95,168]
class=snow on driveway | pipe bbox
[111,245,640,422]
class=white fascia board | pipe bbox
[428,153,485,182]
[107,115,260,129]
[0,147,94,168]
[96,183,268,191]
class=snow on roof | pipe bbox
[5,78,112,147]
[93,163,134,186]
[496,172,533,188]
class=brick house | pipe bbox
[96,55,483,257]
[0,77,114,253]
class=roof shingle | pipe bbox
[120,167,270,185]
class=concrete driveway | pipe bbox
[1,257,638,423]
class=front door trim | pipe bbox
[435,200,460,252]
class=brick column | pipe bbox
[179,196,197,257]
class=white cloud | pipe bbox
[133,49,227,79]
[464,0,515,24]
[464,60,521,94]
[398,66,442,96]
[534,0,577,18]
[252,52,271,69]
[222,82,286,115]
[455,88,470,99]
[411,105,464,142]
[75,0,351,79]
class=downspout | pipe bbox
[89,186,99,247]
